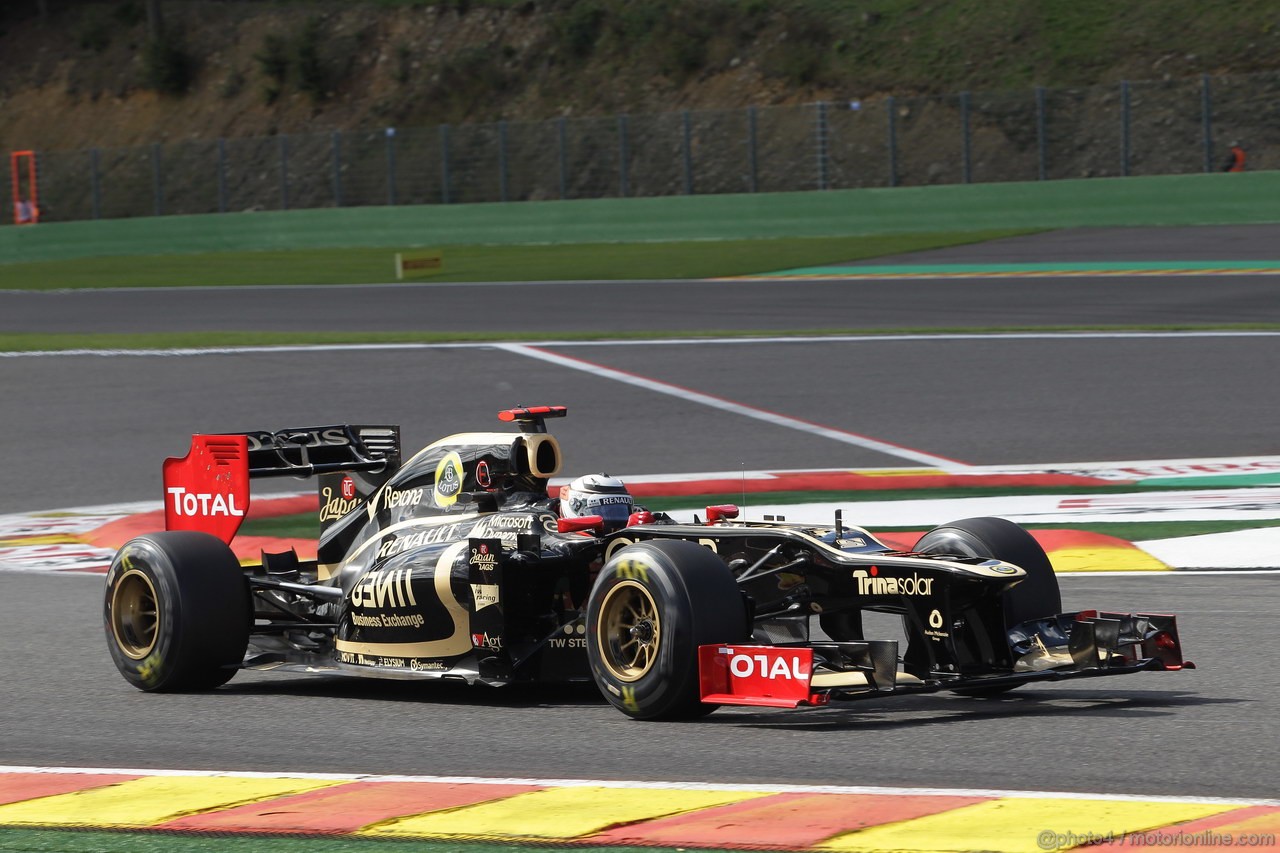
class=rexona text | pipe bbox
[166,487,244,517]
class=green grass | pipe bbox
[239,513,322,539]
[0,231,1034,290]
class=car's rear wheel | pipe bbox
[914,516,1061,695]
[104,531,250,691]
[586,539,747,720]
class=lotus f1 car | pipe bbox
[104,406,1192,720]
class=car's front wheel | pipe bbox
[586,539,747,720]
[104,531,250,692]
[915,516,1061,695]
[914,516,1061,627]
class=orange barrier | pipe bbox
[9,150,39,225]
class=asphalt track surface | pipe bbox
[2,226,1278,802]
[4,334,1280,515]
[3,571,1273,799]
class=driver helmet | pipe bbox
[559,473,633,530]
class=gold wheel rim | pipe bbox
[596,580,660,682]
[110,568,159,660]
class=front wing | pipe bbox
[699,611,1192,708]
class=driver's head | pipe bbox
[559,473,633,531]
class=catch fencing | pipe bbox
[12,71,1280,225]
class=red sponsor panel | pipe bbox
[162,434,250,543]
[699,644,815,708]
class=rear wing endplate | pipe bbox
[163,425,400,543]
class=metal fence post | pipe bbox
[618,114,630,198]
[386,127,398,206]
[152,143,164,216]
[331,131,344,207]
[816,101,829,190]
[960,91,972,184]
[1201,74,1214,173]
[1036,86,1048,181]
[279,134,290,210]
[498,121,509,203]
[440,124,452,204]
[557,117,568,200]
[886,96,898,188]
[747,105,758,193]
[217,138,228,213]
[681,110,694,195]
[1120,80,1131,177]
[89,148,101,220]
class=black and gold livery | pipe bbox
[103,406,1192,720]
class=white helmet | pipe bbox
[559,473,633,530]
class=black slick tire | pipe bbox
[586,539,747,720]
[914,516,1061,626]
[104,531,250,692]
[914,516,1061,695]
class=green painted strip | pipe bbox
[757,260,1280,276]
[1137,473,1280,488]
[3,171,1279,265]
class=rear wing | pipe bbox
[163,425,400,543]
[241,426,400,479]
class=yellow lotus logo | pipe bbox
[434,451,464,507]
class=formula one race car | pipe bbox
[103,406,1192,720]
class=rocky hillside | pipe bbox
[3,0,1279,156]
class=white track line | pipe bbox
[497,342,971,472]
[1,765,1274,806]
